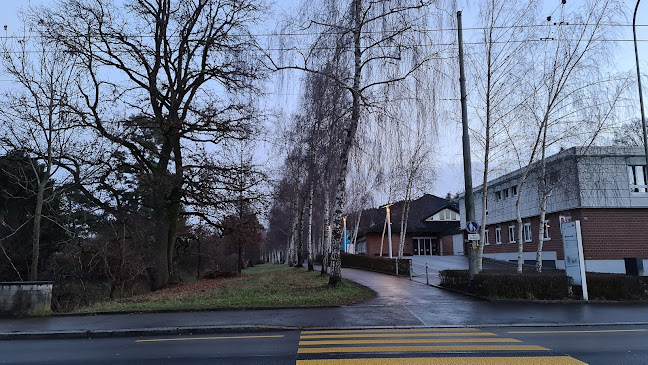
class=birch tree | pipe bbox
[469,0,536,271]
[271,0,443,285]
[509,0,624,272]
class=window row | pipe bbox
[483,221,550,245]
[494,185,518,201]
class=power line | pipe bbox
[0,38,646,55]
[0,23,647,40]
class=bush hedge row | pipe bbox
[439,269,648,300]
[585,273,648,300]
[341,253,410,276]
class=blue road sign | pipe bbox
[466,221,479,234]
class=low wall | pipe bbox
[0,282,53,316]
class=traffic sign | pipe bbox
[466,221,479,233]
[467,233,480,241]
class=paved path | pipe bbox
[1,267,647,339]
[408,255,521,285]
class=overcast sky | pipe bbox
[1,0,646,198]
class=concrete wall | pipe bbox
[0,282,53,316]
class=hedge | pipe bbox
[439,269,648,300]
[438,270,471,289]
[473,271,571,300]
[439,270,571,300]
[341,253,410,276]
[585,273,648,300]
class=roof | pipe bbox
[359,194,460,235]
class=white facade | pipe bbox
[460,146,648,228]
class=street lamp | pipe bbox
[381,204,394,258]
[633,0,648,165]
[342,216,347,253]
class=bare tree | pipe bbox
[271,0,442,285]
[0,29,80,280]
[36,0,265,289]
[508,0,624,272]
[469,0,536,271]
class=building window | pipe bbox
[543,220,550,240]
[523,223,532,242]
[629,165,647,193]
[495,226,502,244]
[511,185,518,196]
[503,188,509,199]
[495,191,502,200]
[508,225,516,243]
[484,229,490,245]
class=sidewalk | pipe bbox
[1,267,647,339]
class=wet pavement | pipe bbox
[1,266,647,338]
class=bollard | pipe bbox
[395,259,399,276]
[409,260,412,280]
[425,263,429,285]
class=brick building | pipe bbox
[356,194,461,257]
[459,146,648,273]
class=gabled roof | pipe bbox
[422,205,460,221]
[359,194,460,235]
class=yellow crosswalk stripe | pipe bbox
[302,328,479,334]
[300,338,521,345]
[298,344,550,353]
[300,332,497,339]
[296,356,586,364]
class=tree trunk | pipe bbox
[328,0,362,287]
[321,192,330,275]
[379,219,387,257]
[307,181,314,271]
[287,209,298,266]
[296,201,305,268]
[398,197,411,259]
[29,179,46,281]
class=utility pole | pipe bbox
[457,11,479,280]
[633,0,648,165]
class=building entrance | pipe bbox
[413,238,439,256]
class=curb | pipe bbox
[0,325,301,340]
[2,322,648,341]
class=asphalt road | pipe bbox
[1,325,646,365]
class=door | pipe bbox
[432,240,439,255]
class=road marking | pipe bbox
[302,328,479,334]
[299,338,521,345]
[296,356,586,364]
[135,335,284,343]
[300,332,497,339]
[297,344,549,353]
[509,329,648,334]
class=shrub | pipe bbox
[473,271,571,300]
[585,273,648,300]
[341,253,410,276]
[439,270,471,289]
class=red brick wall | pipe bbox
[575,209,648,260]
[365,233,413,256]
[480,208,648,260]
[440,235,454,256]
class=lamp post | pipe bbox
[633,0,648,165]
[382,204,394,258]
[342,216,347,253]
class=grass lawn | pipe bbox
[75,264,376,313]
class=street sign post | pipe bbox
[466,221,479,234]
[561,221,588,301]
